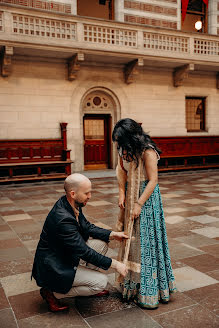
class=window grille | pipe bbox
[186,97,206,132]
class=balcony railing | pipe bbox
[0,7,219,61]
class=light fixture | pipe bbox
[195,20,202,31]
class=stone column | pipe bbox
[114,0,124,22]
[208,0,218,35]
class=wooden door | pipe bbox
[83,115,111,170]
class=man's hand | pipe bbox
[110,231,129,241]
[111,259,128,277]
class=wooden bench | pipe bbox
[0,123,73,183]
[152,136,219,171]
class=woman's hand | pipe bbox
[132,202,142,220]
[119,193,125,209]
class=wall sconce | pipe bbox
[195,20,202,31]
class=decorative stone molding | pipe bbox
[124,58,144,84]
[12,14,76,40]
[173,63,194,87]
[143,32,189,53]
[84,24,137,47]
[0,11,3,32]
[1,46,13,77]
[194,38,219,56]
[68,53,84,81]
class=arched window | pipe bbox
[181,0,208,33]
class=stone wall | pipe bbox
[0,58,218,171]
[115,0,180,30]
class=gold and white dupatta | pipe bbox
[116,156,143,288]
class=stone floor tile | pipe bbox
[26,210,49,216]
[0,210,25,216]
[75,292,136,318]
[171,260,187,270]
[164,207,187,214]
[162,194,181,199]
[98,188,118,194]
[18,308,88,328]
[23,240,38,252]
[8,220,41,232]
[175,233,219,248]
[166,221,205,238]
[157,186,168,190]
[169,243,205,260]
[191,227,219,238]
[0,198,14,205]
[173,266,218,292]
[165,216,185,224]
[154,304,219,328]
[183,283,219,316]
[194,184,213,188]
[200,193,219,198]
[0,258,33,278]
[206,270,219,281]
[17,231,41,242]
[88,200,114,206]
[0,271,39,297]
[207,206,219,211]
[0,287,9,310]
[2,213,32,222]
[199,244,219,257]
[147,292,197,317]
[186,214,219,224]
[86,307,160,328]
[9,290,49,320]
[182,199,208,205]
[0,247,32,262]
[207,221,219,228]
[94,222,112,230]
[0,308,18,328]
[0,238,23,249]
[182,254,219,273]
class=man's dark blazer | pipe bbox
[32,195,112,294]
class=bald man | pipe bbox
[32,173,128,312]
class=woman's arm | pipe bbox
[132,149,158,219]
[116,156,127,209]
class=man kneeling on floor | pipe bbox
[32,173,128,312]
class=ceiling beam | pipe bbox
[68,53,84,81]
[173,63,194,87]
[1,46,13,77]
[124,58,144,84]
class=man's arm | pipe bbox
[57,217,128,277]
[57,217,112,270]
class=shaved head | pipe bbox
[64,173,90,195]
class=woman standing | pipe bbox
[113,118,176,309]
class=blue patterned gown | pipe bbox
[119,157,177,308]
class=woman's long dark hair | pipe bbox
[112,118,161,167]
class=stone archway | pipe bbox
[81,88,120,170]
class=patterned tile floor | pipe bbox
[0,169,219,327]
